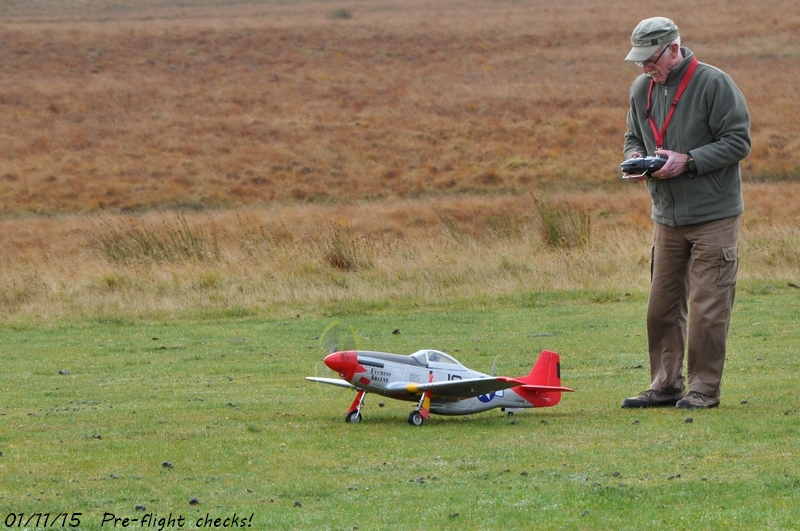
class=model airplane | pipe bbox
[306,348,573,426]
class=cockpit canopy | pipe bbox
[410,349,464,368]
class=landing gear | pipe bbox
[408,410,424,426]
[407,371,434,427]
[344,389,366,424]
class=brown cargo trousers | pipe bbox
[646,215,740,399]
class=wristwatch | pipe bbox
[685,155,697,173]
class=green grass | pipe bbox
[1,285,799,530]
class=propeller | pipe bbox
[318,320,361,354]
[318,320,365,382]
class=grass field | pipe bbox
[1,0,800,529]
[1,291,799,529]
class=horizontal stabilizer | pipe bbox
[518,384,574,393]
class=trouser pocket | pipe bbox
[718,244,738,286]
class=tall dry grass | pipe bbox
[1,0,799,321]
[2,184,798,321]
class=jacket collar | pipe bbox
[664,47,696,85]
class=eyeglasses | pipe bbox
[635,44,670,68]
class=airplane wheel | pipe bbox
[345,410,362,423]
[408,411,424,426]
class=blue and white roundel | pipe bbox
[478,389,504,403]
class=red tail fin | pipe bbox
[515,350,573,407]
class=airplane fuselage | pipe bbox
[341,350,533,415]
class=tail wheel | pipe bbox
[345,410,362,423]
[408,410,424,426]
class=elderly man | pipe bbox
[620,17,751,409]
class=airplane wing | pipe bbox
[387,376,525,400]
[305,377,356,389]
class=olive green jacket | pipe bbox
[624,47,751,227]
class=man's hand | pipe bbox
[650,149,690,180]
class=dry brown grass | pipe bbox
[2,183,798,321]
[1,0,799,321]
[2,0,799,212]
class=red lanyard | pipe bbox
[646,56,699,149]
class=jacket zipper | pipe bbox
[662,85,678,225]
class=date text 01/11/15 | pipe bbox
[4,513,83,528]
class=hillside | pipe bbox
[1,0,798,214]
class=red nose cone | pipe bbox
[323,351,366,381]
[323,351,346,373]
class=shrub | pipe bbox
[320,221,375,271]
[327,8,352,20]
[89,213,221,264]
[534,194,591,249]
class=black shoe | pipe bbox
[676,391,720,409]
[621,389,685,408]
